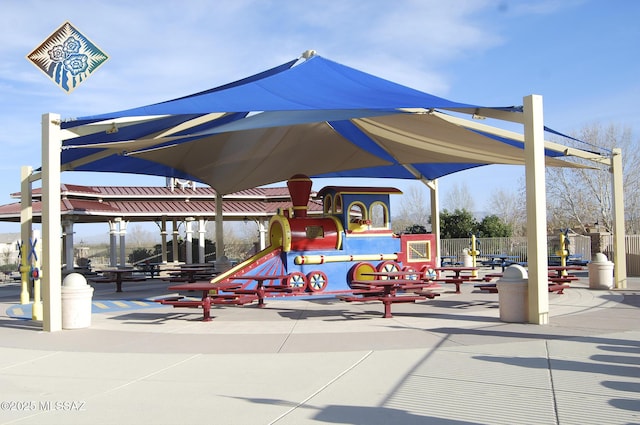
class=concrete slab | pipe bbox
[0,276,638,424]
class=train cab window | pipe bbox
[370,202,388,229]
[348,202,368,230]
[335,195,343,213]
[324,194,332,214]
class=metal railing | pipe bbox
[440,235,592,265]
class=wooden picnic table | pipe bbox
[343,278,438,318]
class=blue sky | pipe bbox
[0,0,638,236]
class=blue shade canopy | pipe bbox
[60,52,577,194]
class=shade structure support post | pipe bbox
[20,166,33,305]
[258,220,267,251]
[611,148,627,288]
[215,193,225,266]
[185,217,194,264]
[172,219,179,263]
[41,113,62,332]
[160,216,168,263]
[62,220,74,271]
[523,95,549,325]
[118,220,127,267]
[108,220,119,266]
[426,179,441,263]
[198,218,206,263]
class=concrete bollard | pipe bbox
[496,264,528,323]
[588,253,614,290]
[61,273,94,329]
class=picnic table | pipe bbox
[474,266,583,294]
[160,281,253,321]
[484,254,519,271]
[90,268,146,292]
[164,264,216,283]
[433,266,478,293]
[228,274,293,307]
[547,265,582,293]
[137,262,160,278]
[548,265,583,276]
[342,278,438,318]
[440,255,457,267]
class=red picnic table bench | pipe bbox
[157,281,255,321]
[432,266,478,294]
[474,269,581,294]
[157,274,294,321]
[340,278,439,318]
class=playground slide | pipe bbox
[210,244,284,286]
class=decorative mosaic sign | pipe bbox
[26,21,109,94]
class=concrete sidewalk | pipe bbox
[0,275,638,424]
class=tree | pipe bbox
[546,123,640,233]
[127,224,158,247]
[478,214,512,237]
[443,182,475,213]
[487,187,526,236]
[439,209,477,238]
[393,185,430,234]
[128,247,155,264]
[404,224,427,234]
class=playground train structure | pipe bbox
[212,175,437,294]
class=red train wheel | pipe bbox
[376,260,400,277]
[307,271,328,292]
[287,272,308,292]
[420,265,437,281]
[347,262,376,288]
[401,266,419,280]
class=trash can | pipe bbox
[588,253,614,290]
[461,249,473,267]
[496,264,528,323]
[61,273,94,329]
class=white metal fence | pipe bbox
[599,234,640,277]
[440,235,592,265]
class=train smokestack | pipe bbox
[287,174,312,218]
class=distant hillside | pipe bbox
[0,233,20,244]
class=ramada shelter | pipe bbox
[0,180,322,270]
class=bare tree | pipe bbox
[443,182,475,213]
[546,123,639,233]
[127,224,158,247]
[393,185,430,233]
[488,187,527,236]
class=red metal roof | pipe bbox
[0,184,321,223]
